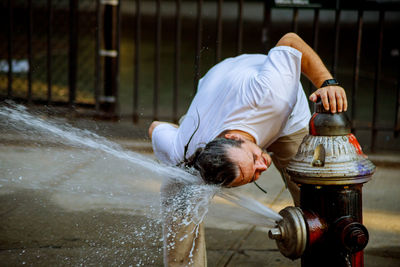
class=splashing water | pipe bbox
[1,103,197,184]
[0,102,282,265]
[217,190,282,224]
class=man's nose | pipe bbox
[255,160,268,172]
[263,152,272,167]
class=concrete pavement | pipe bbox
[0,117,400,266]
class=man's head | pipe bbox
[188,133,271,187]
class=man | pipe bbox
[149,32,347,266]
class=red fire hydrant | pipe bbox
[268,100,375,267]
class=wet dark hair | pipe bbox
[179,110,243,186]
[183,138,244,186]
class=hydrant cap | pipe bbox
[309,100,351,136]
[287,101,375,185]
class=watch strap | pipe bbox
[320,78,339,88]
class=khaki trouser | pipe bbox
[161,181,207,267]
[266,127,308,206]
[161,114,207,267]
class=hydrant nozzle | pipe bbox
[268,227,282,240]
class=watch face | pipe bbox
[322,79,339,87]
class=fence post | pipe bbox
[133,0,141,123]
[153,0,161,121]
[332,0,341,77]
[396,58,400,137]
[237,0,243,55]
[173,0,181,124]
[100,0,120,117]
[69,0,78,106]
[262,1,272,52]
[193,0,203,94]
[215,0,223,63]
[351,9,363,134]
[372,10,385,152]
[7,0,13,98]
[396,61,400,137]
[27,0,33,104]
[47,0,53,104]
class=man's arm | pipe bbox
[148,121,179,139]
[276,32,347,113]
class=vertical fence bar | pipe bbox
[69,0,78,106]
[262,1,271,52]
[194,0,203,93]
[372,10,385,152]
[47,0,53,103]
[237,0,243,55]
[116,0,121,115]
[173,0,181,123]
[95,0,101,111]
[215,0,223,63]
[395,59,400,137]
[312,9,319,51]
[308,8,320,97]
[27,0,33,103]
[351,9,363,133]
[153,0,161,121]
[102,2,119,116]
[133,0,141,123]
[332,4,341,77]
[292,7,298,33]
[7,0,13,98]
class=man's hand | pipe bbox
[309,85,347,113]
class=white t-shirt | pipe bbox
[152,46,311,165]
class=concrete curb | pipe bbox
[367,153,400,168]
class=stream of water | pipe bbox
[0,102,282,265]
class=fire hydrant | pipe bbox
[268,100,375,267]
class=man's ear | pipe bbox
[224,133,243,141]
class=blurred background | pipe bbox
[0,0,399,151]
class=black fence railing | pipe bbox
[1,0,400,152]
[0,0,99,107]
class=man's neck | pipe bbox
[221,129,256,143]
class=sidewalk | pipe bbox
[0,117,400,266]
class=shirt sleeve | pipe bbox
[256,46,302,109]
[151,124,179,165]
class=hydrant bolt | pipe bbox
[352,231,367,248]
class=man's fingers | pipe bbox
[336,90,343,112]
[311,86,348,113]
[309,92,317,102]
[342,90,348,111]
[328,88,336,113]
[319,89,329,111]
[335,87,347,112]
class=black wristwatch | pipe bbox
[320,78,339,88]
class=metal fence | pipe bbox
[0,0,99,107]
[1,0,400,151]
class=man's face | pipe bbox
[226,140,272,187]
